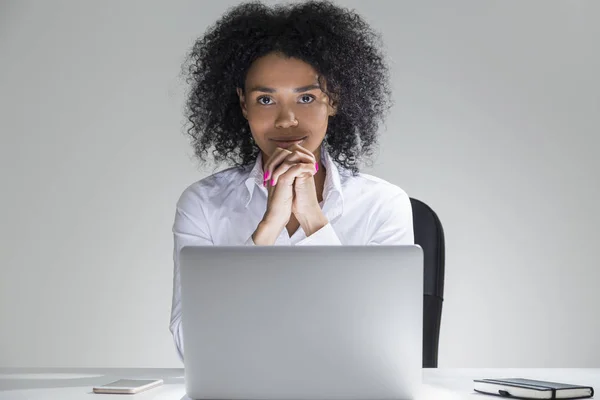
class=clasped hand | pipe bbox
[262,143,321,227]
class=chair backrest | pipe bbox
[410,198,445,368]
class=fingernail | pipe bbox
[264,171,269,180]
[315,162,319,172]
[271,178,275,186]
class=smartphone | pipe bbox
[92,378,163,394]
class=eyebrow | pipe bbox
[248,84,321,93]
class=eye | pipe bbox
[257,96,274,105]
[299,94,315,104]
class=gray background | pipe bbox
[0,0,598,368]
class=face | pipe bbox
[237,52,337,161]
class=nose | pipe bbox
[274,106,298,129]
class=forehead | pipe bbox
[245,52,319,87]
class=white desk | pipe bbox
[0,368,597,399]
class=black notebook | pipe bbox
[473,378,594,399]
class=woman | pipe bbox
[170,0,414,361]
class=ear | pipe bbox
[328,94,338,117]
[236,87,248,119]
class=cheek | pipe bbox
[301,103,329,117]
[297,104,330,131]
[247,110,274,137]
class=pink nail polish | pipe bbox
[271,178,275,186]
[315,162,319,172]
[264,171,269,180]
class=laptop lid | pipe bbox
[180,245,423,400]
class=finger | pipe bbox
[264,145,317,185]
[271,153,317,186]
[270,161,297,187]
[286,144,318,174]
[276,163,319,187]
[264,149,291,182]
[264,149,308,184]
[264,148,288,175]
[282,151,314,165]
[265,143,314,169]
[267,180,279,198]
[267,180,274,197]
[286,143,316,160]
[267,151,315,186]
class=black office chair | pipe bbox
[410,198,445,368]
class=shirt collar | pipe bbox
[243,146,346,221]
[244,153,266,206]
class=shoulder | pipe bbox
[338,170,413,227]
[341,170,410,203]
[176,165,250,211]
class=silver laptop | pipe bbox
[180,245,423,400]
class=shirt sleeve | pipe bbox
[367,191,415,245]
[296,222,343,245]
[170,192,214,364]
[171,187,260,362]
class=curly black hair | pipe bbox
[182,0,392,174]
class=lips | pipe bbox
[270,136,307,148]
[270,136,307,142]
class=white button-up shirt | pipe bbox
[170,147,414,361]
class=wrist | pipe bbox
[296,208,328,237]
[252,219,284,245]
